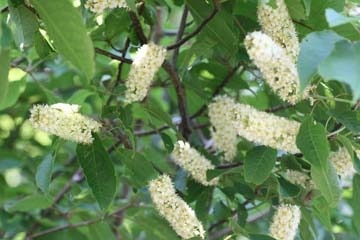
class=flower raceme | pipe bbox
[245,31,304,104]
[330,147,358,178]
[208,95,238,161]
[286,170,315,189]
[232,103,300,154]
[269,203,301,240]
[29,103,101,144]
[257,0,300,61]
[125,43,167,104]
[172,141,219,186]
[149,175,205,239]
[85,0,128,13]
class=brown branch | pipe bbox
[28,205,133,239]
[129,11,147,44]
[293,19,313,31]
[191,63,243,119]
[166,0,220,50]
[265,103,293,113]
[172,6,189,66]
[1,6,8,13]
[95,48,133,64]
[162,61,192,139]
[216,162,242,169]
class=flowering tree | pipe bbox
[1,0,360,239]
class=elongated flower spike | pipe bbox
[85,0,128,13]
[269,203,301,240]
[29,103,101,144]
[208,95,238,162]
[125,43,167,104]
[232,103,300,154]
[172,141,219,186]
[245,31,305,104]
[149,175,205,239]
[257,0,300,61]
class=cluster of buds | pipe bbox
[286,170,315,189]
[29,103,101,144]
[329,147,358,178]
[149,175,205,239]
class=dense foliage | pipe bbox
[1,0,360,239]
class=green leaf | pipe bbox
[0,75,26,110]
[34,30,52,58]
[244,146,277,185]
[0,48,10,104]
[160,132,174,152]
[249,234,276,240]
[302,0,311,16]
[298,30,343,91]
[68,89,95,105]
[336,135,354,160]
[311,162,341,207]
[296,117,330,169]
[329,110,360,133]
[116,148,159,187]
[143,100,177,133]
[318,40,360,99]
[4,195,52,212]
[312,196,332,230]
[207,166,242,181]
[0,19,12,104]
[35,154,54,193]
[278,176,301,198]
[185,0,239,56]
[30,0,95,80]
[352,174,360,234]
[325,8,359,27]
[8,0,39,49]
[76,135,116,210]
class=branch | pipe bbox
[265,103,293,113]
[129,11,147,44]
[172,6,189,66]
[1,6,8,13]
[191,63,243,119]
[166,0,220,50]
[95,48,133,64]
[28,205,133,239]
[216,162,242,169]
[162,61,192,139]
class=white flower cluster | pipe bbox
[345,1,360,17]
[125,43,167,104]
[245,32,303,104]
[232,103,300,154]
[329,147,357,178]
[269,203,301,240]
[149,175,205,239]
[29,103,101,144]
[208,95,238,161]
[85,0,128,13]
[286,170,314,189]
[172,141,218,186]
[257,0,299,61]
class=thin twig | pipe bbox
[265,103,293,113]
[95,48,133,64]
[216,162,242,169]
[172,6,189,66]
[162,61,192,139]
[166,0,220,50]
[129,11,147,44]
[28,205,133,239]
